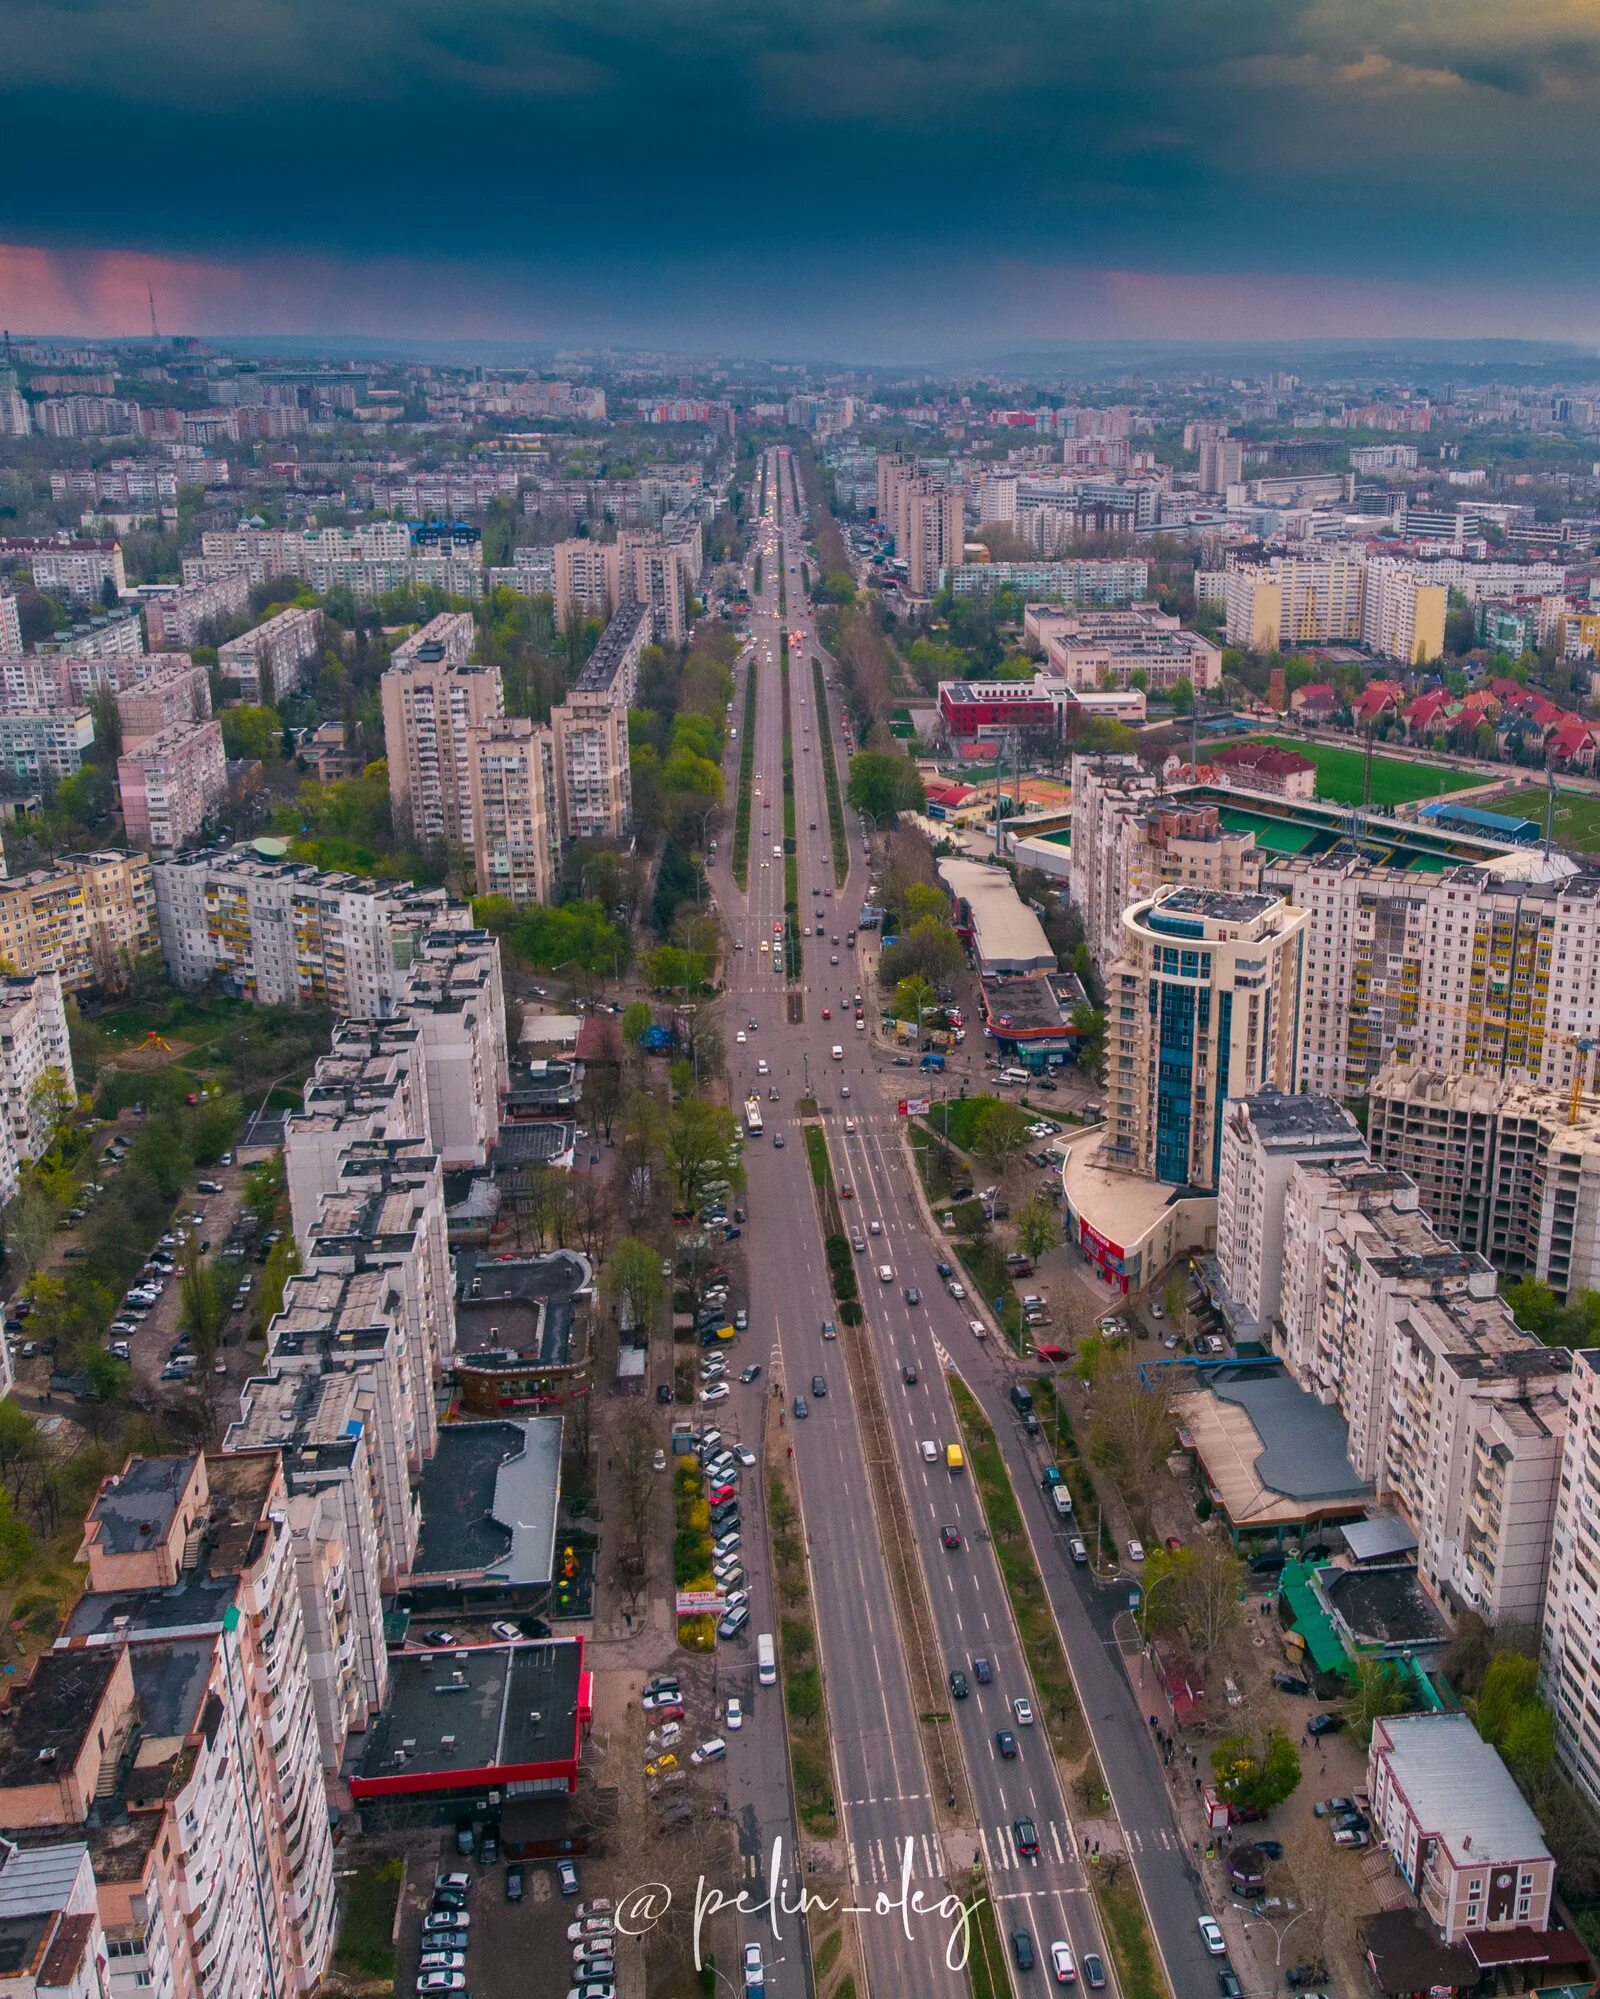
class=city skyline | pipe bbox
[6,0,1600,354]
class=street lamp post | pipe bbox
[1243,1905,1312,1967]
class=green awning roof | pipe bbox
[1277,1559,1351,1678]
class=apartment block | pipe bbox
[0,540,125,603]
[141,569,252,651]
[153,844,468,1012]
[1278,1157,1568,1626]
[225,1373,390,1768]
[551,601,650,841]
[1263,856,1600,1102]
[1213,1089,1367,1343]
[551,538,622,630]
[1224,554,1366,650]
[1369,1064,1600,1297]
[35,610,144,664]
[0,712,94,784]
[1360,557,1449,665]
[0,972,74,1175]
[399,928,510,1169]
[904,482,965,597]
[217,607,325,705]
[1104,887,1306,1188]
[468,716,560,906]
[285,1030,431,1239]
[262,1272,422,1579]
[625,534,687,645]
[1368,1715,1554,1947]
[115,659,211,748]
[1541,1350,1600,1809]
[1025,603,1223,693]
[390,610,475,669]
[0,1452,337,1998]
[942,558,1149,603]
[0,852,155,995]
[380,649,503,850]
[0,1837,108,1999]
[116,721,226,853]
[0,593,20,656]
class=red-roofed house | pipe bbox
[1405,690,1454,736]
[1351,681,1404,725]
[1208,742,1318,799]
[1545,714,1597,768]
[1456,689,1503,724]
[1289,682,1340,720]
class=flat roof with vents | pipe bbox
[351,1636,588,1798]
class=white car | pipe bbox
[1127,1539,1146,1564]
[757,1059,769,1074]
[969,1319,988,1338]
[843,1117,856,1133]
[726,1697,743,1730]
[948,1280,966,1299]
[920,1440,939,1463]
[690,1737,728,1765]
[735,1445,757,1467]
[699,1382,730,1404]
[736,1031,747,1044]
[1050,1940,1076,1983]
[491,1621,520,1641]
[1198,1916,1226,1956]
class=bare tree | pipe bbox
[1089,1354,1175,1491]
[614,1402,657,1569]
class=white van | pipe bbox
[831,1044,844,1060]
[1051,1486,1075,1520]
[757,1633,777,1686]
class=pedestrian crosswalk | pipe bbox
[1124,1826,1181,1854]
[977,1820,1074,1871]
[845,1834,945,1888]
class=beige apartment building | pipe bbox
[551,601,649,842]
[0,849,155,993]
[381,650,504,850]
[217,605,325,704]
[1275,1155,1568,1627]
[904,482,965,597]
[1224,553,1367,651]
[1541,1349,1600,1811]
[552,538,622,631]
[1068,757,1262,968]
[468,716,560,905]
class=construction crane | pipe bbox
[1348,984,1598,1126]
[147,280,159,343]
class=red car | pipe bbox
[941,1524,962,1550]
[839,1184,854,1199]
[708,1483,737,1505]
[822,1007,831,1019]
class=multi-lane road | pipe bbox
[707,447,1224,1999]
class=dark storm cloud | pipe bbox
[2,0,1599,346]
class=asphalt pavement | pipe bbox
[706,444,1231,1999]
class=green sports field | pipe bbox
[1494,787,1600,854]
[1236,735,1482,809]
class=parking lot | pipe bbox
[395,1835,595,1999]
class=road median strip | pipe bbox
[732,652,759,889]
[811,654,848,884]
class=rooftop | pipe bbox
[1172,1362,1373,1528]
[85,1454,196,1556]
[453,1249,589,1367]
[936,856,1055,971]
[411,1418,563,1588]
[1377,1712,1552,1868]
[574,600,650,694]
[1320,1562,1450,1650]
[353,1637,584,1790]
[1232,1087,1363,1148]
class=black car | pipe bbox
[1013,1817,1039,1859]
[1011,1930,1035,1972]
[505,1863,524,1903]
[1255,1839,1283,1860]
[656,1383,675,1404]
[949,1669,969,1699]
[1307,1711,1346,1738]
[477,1827,499,1866]
[902,1363,918,1385]
[1218,1974,1243,1998]
[811,1375,827,1397]
[973,1656,993,1684]
[995,1729,1018,1760]
[1272,1672,1311,1696]
[935,1260,953,1280]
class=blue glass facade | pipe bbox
[1154,980,1196,1183]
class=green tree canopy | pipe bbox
[847,751,925,824]
[1211,1726,1301,1811]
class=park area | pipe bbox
[1494,786,1600,854]
[1240,735,1481,809]
[79,993,334,1114]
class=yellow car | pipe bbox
[644,1753,678,1777]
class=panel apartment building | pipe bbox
[1023,603,1223,693]
[0,850,155,994]
[153,845,469,1012]
[0,1451,337,1999]
[217,606,325,705]
[381,646,505,850]
[1217,1091,1570,1631]
[117,720,227,853]
[551,601,650,842]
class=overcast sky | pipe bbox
[5,0,1600,358]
